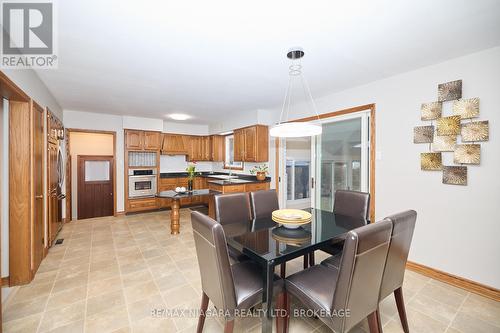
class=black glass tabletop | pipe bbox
[225,208,366,265]
[156,189,218,199]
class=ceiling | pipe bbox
[36,0,500,124]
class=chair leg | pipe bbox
[224,320,235,333]
[197,292,209,333]
[367,311,380,333]
[303,254,309,269]
[394,287,409,333]
[276,291,289,333]
[280,263,286,278]
[309,251,315,266]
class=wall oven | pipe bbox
[128,169,157,198]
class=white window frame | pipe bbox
[223,134,244,169]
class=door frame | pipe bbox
[66,129,117,220]
[275,103,376,221]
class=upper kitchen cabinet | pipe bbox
[161,133,188,155]
[187,136,211,161]
[125,130,143,150]
[210,135,224,161]
[143,131,161,150]
[125,130,161,151]
[234,125,269,162]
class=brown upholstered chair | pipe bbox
[286,219,393,333]
[333,190,371,220]
[374,210,417,333]
[214,193,253,263]
[191,211,287,333]
[308,190,371,268]
[214,192,253,225]
[249,189,279,219]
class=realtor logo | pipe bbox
[1,1,57,68]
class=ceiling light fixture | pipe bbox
[169,113,191,121]
[270,47,322,138]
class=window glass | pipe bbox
[85,160,110,181]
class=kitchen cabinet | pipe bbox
[233,125,269,162]
[210,135,225,161]
[187,136,211,161]
[125,130,161,151]
[125,130,143,150]
[127,197,158,212]
[161,133,188,155]
[158,176,208,208]
[143,131,161,150]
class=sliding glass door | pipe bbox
[279,110,371,211]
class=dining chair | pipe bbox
[214,193,253,263]
[307,190,371,268]
[285,219,393,333]
[249,189,289,277]
[249,189,279,219]
[374,210,417,333]
[191,211,288,333]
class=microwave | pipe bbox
[128,169,157,198]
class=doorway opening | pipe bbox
[66,130,116,220]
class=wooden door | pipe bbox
[244,126,257,162]
[144,131,161,150]
[125,130,143,150]
[32,104,44,272]
[48,143,59,244]
[233,129,245,161]
[77,155,114,219]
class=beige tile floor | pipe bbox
[2,210,500,333]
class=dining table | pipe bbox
[224,208,366,333]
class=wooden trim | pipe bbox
[407,261,500,302]
[115,211,126,217]
[275,104,376,220]
[0,70,30,102]
[1,277,10,288]
[66,129,117,219]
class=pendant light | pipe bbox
[270,47,322,138]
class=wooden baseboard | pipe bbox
[406,261,500,302]
[115,211,125,217]
[1,276,10,288]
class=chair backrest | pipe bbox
[249,189,279,219]
[333,190,370,221]
[379,210,417,300]
[214,193,253,225]
[331,219,392,332]
[191,211,237,313]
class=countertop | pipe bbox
[159,172,271,184]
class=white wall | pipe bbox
[221,47,500,288]
[64,111,126,213]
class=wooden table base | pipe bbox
[170,199,180,234]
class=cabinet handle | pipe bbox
[35,195,43,199]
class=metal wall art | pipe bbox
[433,135,456,152]
[438,80,462,102]
[421,153,442,170]
[421,102,442,120]
[413,126,434,143]
[414,79,489,185]
[454,144,480,164]
[453,98,479,119]
[442,166,467,185]
[437,115,461,135]
[461,121,489,142]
